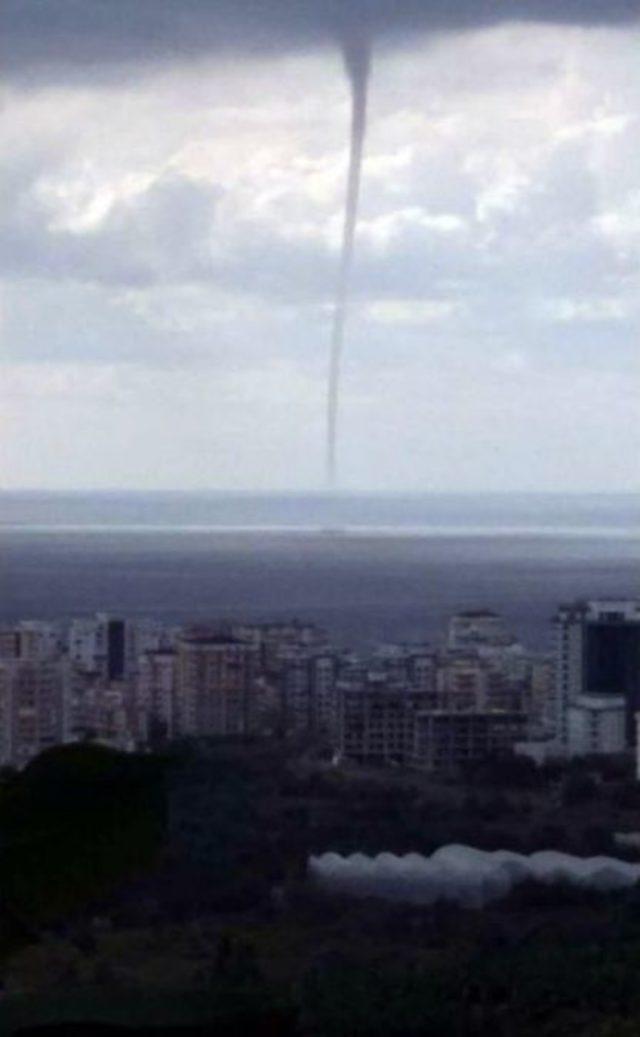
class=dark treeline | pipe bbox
[3,741,640,1034]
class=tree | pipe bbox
[0,744,167,942]
[561,773,597,807]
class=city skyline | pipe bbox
[2,598,638,769]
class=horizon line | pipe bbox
[0,487,638,498]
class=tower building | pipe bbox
[554,600,640,756]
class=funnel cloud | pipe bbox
[326,31,371,487]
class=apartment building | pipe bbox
[335,676,431,765]
[0,658,66,768]
[554,600,640,755]
[447,610,516,651]
[135,648,178,742]
[412,709,527,774]
[176,635,261,737]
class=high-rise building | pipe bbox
[176,635,261,737]
[277,647,339,734]
[135,648,178,742]
[68,617,101,672]
[0,658,67,768]
[104,617,126,681]
[68,614,117,677]
[554,600,640,755]
[437,656,490,711]
[65,673,135,753]
[527,655,555,727]
[68,614,167,680]
[436,654,526,714]
[229,620,328,677]
[0,622,59,661]
[412,710,527,774]
[335,676,430,765]
[334,671,527,773]
[370,643,436,693]
[447,610,516,651]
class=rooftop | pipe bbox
[454,610,500,619]
[180,635,246,647]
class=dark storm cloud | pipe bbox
[4,0,639,85]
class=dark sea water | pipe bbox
[1,492,638,650]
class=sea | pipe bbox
[0,491,638,651]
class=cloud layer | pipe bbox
[1,16,639,489]
[5,0,639,86]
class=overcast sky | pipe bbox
[2,3,639,491]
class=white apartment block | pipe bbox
[447,610,516,651]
